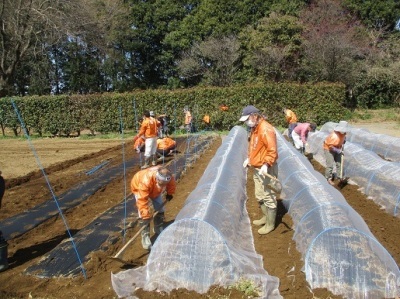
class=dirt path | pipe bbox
[0,125,399,298]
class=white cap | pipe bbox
[334,121,348,133]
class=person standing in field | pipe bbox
[323,121,348,185]
[291,122,317,153]
[283,108,298,142]
[240,105,279,235]
[183,106,192,133]
[133,110,161,169]
[130,166,175,250]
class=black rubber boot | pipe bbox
[0,231,9,272]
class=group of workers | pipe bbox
[0,104,349,268]
[132,104,349,250]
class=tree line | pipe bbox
[1,0,399,108]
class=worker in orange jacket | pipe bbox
[133,136,145,153]
[240,105,279,235]
[131,166,176,250]
[323,121,348,185]
[156,137,177,157]
[283,108,298,142]
[133,111,161,169]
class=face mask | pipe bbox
[245,119,256,127]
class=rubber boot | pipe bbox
[139,221,152,250]
[151,154,157,166]
[253,204,268,226]
[258,208,277,235]
[153,212,165,235]
[0,232,9,272]
[141,157,150,169]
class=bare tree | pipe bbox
[0,0,128,97]
[178,36,241,87]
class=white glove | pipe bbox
[243,158,249,168]
[260,164,269,176]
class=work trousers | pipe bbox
[252,163,278,209]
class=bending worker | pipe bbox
[157,136,177,157]
[240,105,279,235]
[133,110,161,169]
[283,108,298,141]
[130,166,176,250]
[291,122,317,153]
[323,121,348,185]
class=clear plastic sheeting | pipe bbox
[111,126,282,299]
[276,131,400,298]
[320,122,400,162]
[307,130,400,218]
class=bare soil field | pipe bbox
[0,122,399,299]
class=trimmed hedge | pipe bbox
[0,82,348,136]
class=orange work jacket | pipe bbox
[248,119,278,167]
[130,166,176,219]
[157,137,176,150]
[133,136,145,150]
[137,117,160,138]
[285,110,298,124]
[323,131,346,151]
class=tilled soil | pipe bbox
[0,135,399,299]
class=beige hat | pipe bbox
[334,121,348,133]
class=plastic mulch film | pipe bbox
[276,131,400,298]
[111,126,282,299]
[320,122,400,162]
[307,130,400,218]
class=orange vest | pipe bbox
[130,166,176,219]
[248,119,278,167]
[133,137,145,150]
[323,131,346,151]
[157,137,176,150]
[285,110,298,124]
[138,117,160,138]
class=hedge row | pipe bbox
[0,82,348,137]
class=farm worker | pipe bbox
[131,166,176,250]
[156,137,177,157]
[183,106,192,133]
[0,170,8,272]
[283,108,298,142]
[323,121,348,185]
[291,122,317,153]
[240,105,279,235]
[133,136,145,153]
[133,110,161,169]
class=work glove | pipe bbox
[260,164,269,176]
[330,147,342,154]
[243,158,249,168]
[166,194,173,201]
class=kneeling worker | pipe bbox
[130,166,176,250]
[156,137,177,157]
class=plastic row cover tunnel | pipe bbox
[111,126,282,299]
[307,130,400,218]
[319,122,400,162]
[276,131,400,298]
